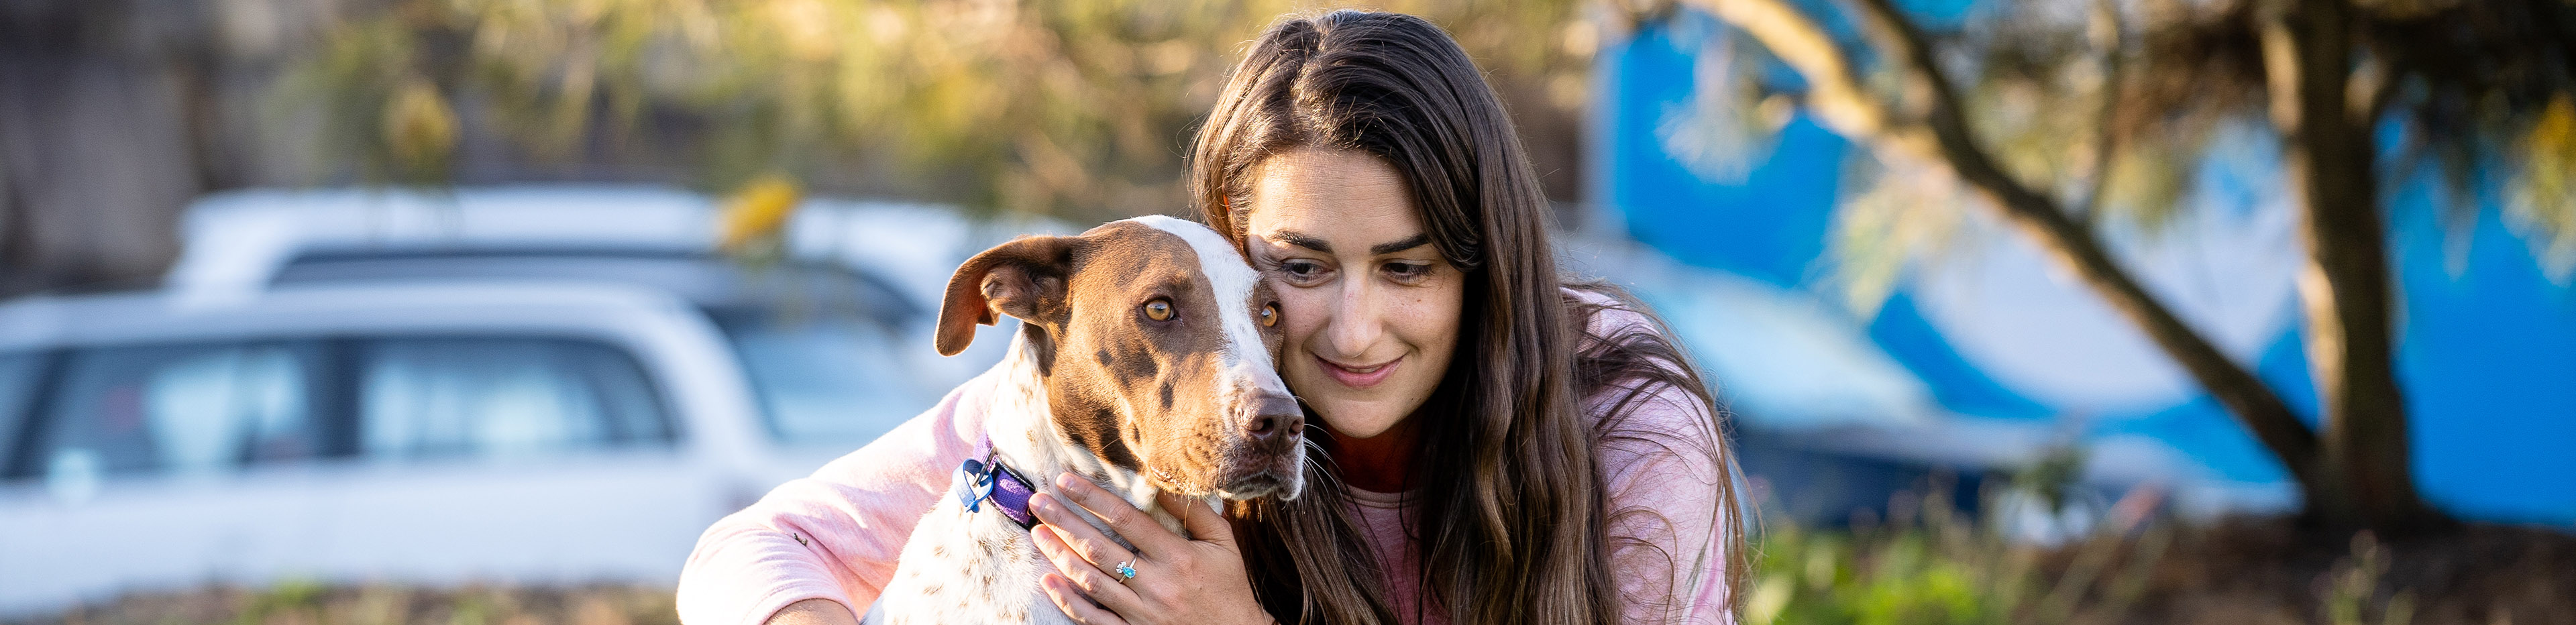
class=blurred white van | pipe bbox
[0,186,1062,616]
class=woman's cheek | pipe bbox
[1397,274,1466,354]
[1273,284,1331,346]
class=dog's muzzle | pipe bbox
[1215,392,1305,500]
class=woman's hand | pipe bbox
[1029,472,1277,625]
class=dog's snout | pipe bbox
[1243,394,1303,442]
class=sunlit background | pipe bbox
[1,0,2571,623]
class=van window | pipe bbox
[356,337,671,461]
[0,352,44,475]
[707,308,928,447]
[16,343,327,482]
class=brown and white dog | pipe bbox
[861,216,1306,625]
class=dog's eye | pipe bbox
[1258,302,1279,327]
[1143,298,1175,322]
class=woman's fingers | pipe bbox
[1158,491,1236,549]
[1042,573,1132,625]
[1033,525,1148,612]
[1030,518,1130,587]
[1030,492,1138,567]
[1051,473,1188,555]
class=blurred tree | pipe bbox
[276,0,1599,223]
[1670,0,2573,532]
[0,0,234,295]
[0,1,1597,297]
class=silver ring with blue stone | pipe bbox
[1114,560,1138,583]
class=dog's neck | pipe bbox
[979,325,1193,541]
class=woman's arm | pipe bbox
[1570,288,1741,625]
[763,599,860,625]
[675,376,992,625]
[1595,381,1739,625]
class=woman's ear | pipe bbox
[936,235,1080,356]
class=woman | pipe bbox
[677,10,1743,625]
[1020,11,1742,625]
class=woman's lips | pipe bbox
[1318,354,1401,388]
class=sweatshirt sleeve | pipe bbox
[1575,293,1740,625]
[1595,382,1739,625]
[675,374,991,625]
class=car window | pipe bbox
[357,337,671,461]
[15,343,327,484]
[708,308,930,447]
[0,352,45,475]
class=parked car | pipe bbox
[0,185,1054,616]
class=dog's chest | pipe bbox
[861,498,1067,625]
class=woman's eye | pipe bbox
[1142,298,1175,321]
[1384,262,1431,282]
[1275,260,1328,285]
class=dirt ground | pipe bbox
[9,584,680,625]
[2045,518,2576,625]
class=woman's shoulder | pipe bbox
[1563,284,1652,338]
[1558,284,1715,437]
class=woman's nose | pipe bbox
[1326,278,1384,355]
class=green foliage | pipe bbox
[275,0,1594,221]
[1752,524,2007,625]
[1745,457,2171,625]
[231,579,327,625]
[2320,533,2416,625]
[1826,158,1965,317]
[2506,95,2576,281]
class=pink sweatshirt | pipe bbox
[676,297,1737,625]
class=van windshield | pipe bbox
[705,306,941,448]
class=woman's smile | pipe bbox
[1317,354,1401,388]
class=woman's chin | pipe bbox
[1307,400,1415,440]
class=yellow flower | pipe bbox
[719,175,802,251]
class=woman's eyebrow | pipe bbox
[1269,230,1333,253]
[1371,233,1432,255]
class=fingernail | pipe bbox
[1055,473,1080,490]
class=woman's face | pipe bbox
[1240,147,1465,441]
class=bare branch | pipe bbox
[2074,0,2127,220]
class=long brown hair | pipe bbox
[1193,10,1746,625]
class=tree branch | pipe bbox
[2074,0,2126,220]
[1682,0,2327,489]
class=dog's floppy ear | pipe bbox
[936,235,1079,356]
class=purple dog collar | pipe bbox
[953,451,1040,529]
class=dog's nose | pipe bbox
[1243,394,1304,443]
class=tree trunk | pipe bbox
[0,1,209,298]
[2257,0,2446,532]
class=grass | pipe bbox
[1744,478,2172,625]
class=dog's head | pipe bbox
[935,216,1304,501]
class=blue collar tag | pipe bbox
[952,457,1040,528]
[954,459,998,512]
